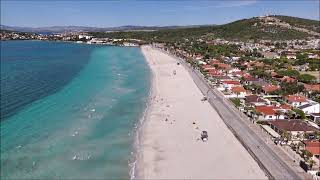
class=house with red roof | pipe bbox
[211,61,232,71]
[218,80,242,91]
[255,105,285,120]
[209,59,220,65]
[207,69,222,77]
[243,76,258,85]
[230,86,248,98]
[245,95,268,106]
[281,76,296,83]
[217,63,232,70]
[268,120,318,139]
[262,84,280,94]
[202,64,215,71]
[304,84,320,93]
[232,71,246,78]
[279,103,292,111]
[303,140,320,161]
[285,95,308,107]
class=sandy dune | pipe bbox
[136,46,267,179]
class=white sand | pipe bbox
[137,46,267,179]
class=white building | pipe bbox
[78,35,92,40]
[298,101,320,114]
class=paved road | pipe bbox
[156,47,310,180]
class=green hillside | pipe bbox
[90,16,319,42]
[274,15,320,32]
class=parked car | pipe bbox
[201,131,208,142]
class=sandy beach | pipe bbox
[136,45,267,179]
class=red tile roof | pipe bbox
[218,63,231,69]
[280,104,292,110]
[256,106,276,115]
[209,60,220,65]
[208,70,222,76]
[268,120,318,132]
[262,84,280,93]
[303,140,320,155]
[245,95,267,103]
[244,76,256,81]
[281,76,296,83]
[222,80,241,85]
[232,71,245,76]
[202,65,215,71]
[243,73,252,78]
[304,84,320,92]
[255,62,265,67]
[285,95,307,103]
[231,86,246,93]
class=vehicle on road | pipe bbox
[201,131,208,142]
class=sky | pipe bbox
[1,0,319,27]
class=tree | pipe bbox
[296,53,308,61]
[277,69,300,78]
[281,131,292,143]
[305,151,313,161]
[293,108,306,119]
[301,149,312,160]
[308,160,316,169]
[231,98,241,107]
[297,74,317,83]
[279,82,305,95]
[286,110,295,119]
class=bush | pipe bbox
[230,98,241,107]
[298,74,316,83]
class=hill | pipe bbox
[273,15,320,32]
[89,15,320,42]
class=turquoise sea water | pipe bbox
[0,41,150,179]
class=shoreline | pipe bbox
[135,45,267,179]
[130,46,157,179]
[129,76,153,180]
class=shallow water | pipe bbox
[0,41,150,179]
